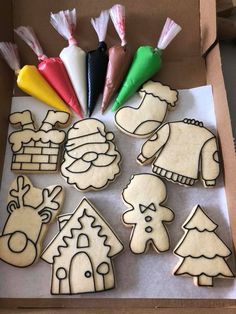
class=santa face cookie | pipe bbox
[9,110,70,173]
[173,205,234,287]
[41,198,124,295]
[122,173,174,254]
[114,81,178,138]
[137,119,220,187]
[0,175,64,267]
[61,118,121,191]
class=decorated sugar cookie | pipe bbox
[122,173,174,254]
[61,118,121,191]
[0,175,64,267]
[9,110,69,173]
[41,198,124,294]
[115,81,178,138]
[137,119,220,187]
[173,205,234,286]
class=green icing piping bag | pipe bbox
[112,18,181,112]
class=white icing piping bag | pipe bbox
[50,8,87,116]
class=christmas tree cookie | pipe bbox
[122,173,174,254]
[173,205,234,286]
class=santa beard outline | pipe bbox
[61,119,122,191]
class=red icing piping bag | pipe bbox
[15,26,83,118]
[0,42,71,113]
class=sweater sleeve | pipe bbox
[201,137,220,187]
[137,123,170,165]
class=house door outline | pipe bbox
[69,251,95,294]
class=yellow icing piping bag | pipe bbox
[15,26,82,118]
[0,42,71,114]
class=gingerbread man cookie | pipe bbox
[9,110,70,173]
[61,118,121,191]
[41,198,124,294]
[122,173,174,254]
[173,205,234,286]
[0,175,64,267]
[114,81,178,138]
[137,119,220,187]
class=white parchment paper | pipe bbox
[0,85,235,298]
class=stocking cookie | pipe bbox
[173,205,234,286]
[114,81,178,138]
[0,175,64,267]
[41,197,124,294]
[137,119,220,187]
[122,173,174,254]
[9,110,70,173]
[61,118,121,191]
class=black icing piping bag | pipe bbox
[87,10,109,117]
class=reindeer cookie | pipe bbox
[137,119,220,187]
[9,110,70,173]
[61,118,121,191]
[173,205,234,287]
[42,198,124,294]
[122,173,174,254]
[114,81,178,138]
[0,175,64,267]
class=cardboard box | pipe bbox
[0,0,236,311]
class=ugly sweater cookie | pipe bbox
[122,173,174,254]
[137,119,220,187]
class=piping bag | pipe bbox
[0,42,71,114]
[101,4,131,114]
[87,10,109,117]
[15,26,82,118]
[112,18,182,112]
[50,9,87,116]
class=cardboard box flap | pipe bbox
[0,0,14,182]
[206,44,236,252]
[200,0,217,56]
[13,0,202,64]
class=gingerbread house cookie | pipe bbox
[41,198,124,294]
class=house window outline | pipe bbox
[77,233,90,248]
[56,267,67,280]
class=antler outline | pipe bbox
[9,176,30,208]
[37,185,62,214]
